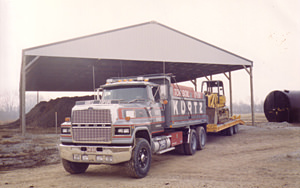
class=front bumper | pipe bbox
[59,144,132,164]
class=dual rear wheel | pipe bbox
[225,124,239,136]
[184,126,206,155]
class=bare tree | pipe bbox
[0,90,19,121]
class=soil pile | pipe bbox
[7,96,93,129]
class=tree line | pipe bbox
[232,100,264,114]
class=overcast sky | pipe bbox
[0,0,299,105]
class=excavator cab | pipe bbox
[201,80,229,124]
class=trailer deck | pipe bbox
[206,117,245,133]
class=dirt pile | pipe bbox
[7,96,93,129]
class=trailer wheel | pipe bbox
[227,126,234,136]
[233,124,239,134]
[184,129,197,155]
[127,138,152,178]
[196,126,206,150]
[62,159,89,174]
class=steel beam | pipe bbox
[244,65,255,126]
[19,53,26,136]
[224,72,233,117]
[25,56,40,73]
[92,64,95,91]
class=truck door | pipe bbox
[148,85,164,134]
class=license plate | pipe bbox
[87,147,97,153]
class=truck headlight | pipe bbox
[82,155,89,161]
[105,155,113,162]
[61,127,71,134]
[115,127,131,135]
[96,155,103,162]
[123,128,130,134]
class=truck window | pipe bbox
[152,86,160,102]
[102,86,148,102]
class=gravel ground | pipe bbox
[0,133,60,170]
[1,121,300,188]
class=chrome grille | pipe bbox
[72,109,111,124]
[72,127,111,142]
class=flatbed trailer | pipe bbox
[207,118,245,134]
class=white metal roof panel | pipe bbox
[24,21,252,66]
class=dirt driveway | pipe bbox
[1,123,300,188]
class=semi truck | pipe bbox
[59,74,244,178]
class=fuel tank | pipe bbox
[264,90,300,123]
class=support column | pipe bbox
[37,91,39,104]
[229,72,233,117]
[19,54,26,136]
[250,66,255,126]
[224,72,233,117]
[244,65,255,126]
[92,64,95,91]
[20,55,40,135]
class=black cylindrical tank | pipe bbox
[264,90,300,123]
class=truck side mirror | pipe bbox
[95,88,103,100]
[159,84,168,100]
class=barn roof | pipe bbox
[22,21,252,91]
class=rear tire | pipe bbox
[233,124,239,134]
[126,138,152,178]
[196,126,206,150]
[184,129,197,155]
[62,159,89,174]
[227,126,234,136]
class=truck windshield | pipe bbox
[102,86,148,103]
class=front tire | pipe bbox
[62,159,89,174]
[127,138,152,178]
